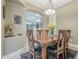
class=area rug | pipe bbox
[66,49,77,59]
[20,49,77,59]
[48,49,77,59]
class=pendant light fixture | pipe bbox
[44,0,56,15]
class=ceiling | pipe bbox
[6,0,24,6]
[26,0,72,9]
[6,0,72,9]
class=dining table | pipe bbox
[34,29,58,59]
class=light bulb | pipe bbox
[45,9,56,15]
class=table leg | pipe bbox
[42,46,47,59]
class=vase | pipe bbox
[51,30,54,35]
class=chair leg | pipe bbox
[65,48,68,59]
[65,49,66,59]
[62,52,64,59]
[57,54,59,59]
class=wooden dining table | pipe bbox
[34,29,58,59]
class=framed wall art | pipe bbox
[3,5,5,19]
[14,15,22,24]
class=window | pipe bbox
[26,11,44,30]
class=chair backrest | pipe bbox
[36,30,41,40]
[26,30,35,59]
[64,30,71,46]
[45,30,49,38]
[57,30,65,50]
[36,30,49,40]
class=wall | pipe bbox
[49,14,56,25]
[5,1,26,36]
[56,0,78,45]
[2,0,6,57]
[3,1,28,55]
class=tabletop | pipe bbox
[34,36,58,47]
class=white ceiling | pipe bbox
[26,0,72,9]
[6,0,72,9]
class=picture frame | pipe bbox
[14,15,22,24]
[40,23,43,27]
[3,5,5,19]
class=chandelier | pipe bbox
[44,0,56,15]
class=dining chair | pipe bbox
[26,30,42,59]
[26,30,35,59]
[64,30,71,59]
[47,30,65,59]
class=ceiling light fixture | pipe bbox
[44,0,56,15]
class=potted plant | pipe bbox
[48,23,55,35]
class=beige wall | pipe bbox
[2,0,6,57]
[3,1,27,55]
[56,0,78,45]
[5,1,26,36]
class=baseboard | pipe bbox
[68,43,78,51]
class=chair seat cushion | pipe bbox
[47,43,57,50]
[35,46,41,51]
[47,43,57,56]
[47,48,57,54]
[35,45,42,56]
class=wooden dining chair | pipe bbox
[26,30,35,59]
[47,30,65,59]
[26,30,42,59]
[64,30,71,59]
